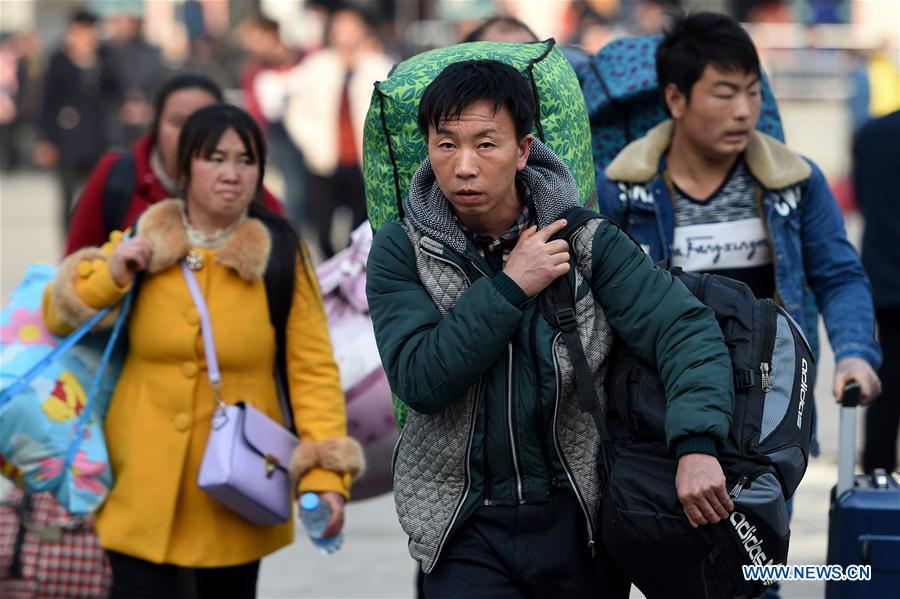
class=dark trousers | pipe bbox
[107,550,260,599]
[423,490,630,599]
[307,165,367,259]
[864,307,900,474]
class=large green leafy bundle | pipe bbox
[363,39,595,232]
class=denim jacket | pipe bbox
[597,120,882,369]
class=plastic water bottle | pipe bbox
[299,492,343,555]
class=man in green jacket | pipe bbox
[366,59,735,597]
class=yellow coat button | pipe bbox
[109,230,124,243]
[77,262,93,278]
[185,308,200,326]
[173,412,191,431]
[181,362,198,378]
[90,259,105,272]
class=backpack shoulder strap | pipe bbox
[102,153,137,237]
[553,206,603,242]
[539,207,609,437]
[263,234,301,435]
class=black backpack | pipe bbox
[605,267,816,498]
[539,206,816,598]
[101,154,137,238]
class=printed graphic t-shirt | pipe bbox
[671,159,776,299]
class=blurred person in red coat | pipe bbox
[66,73,284,255]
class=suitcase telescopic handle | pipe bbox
[836,380,862,497]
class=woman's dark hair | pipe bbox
[176,103,305,363]
[418,59,535,140]
[176,103,268,193]
[462,16,539,43]
[656,12,760,112]
[150,73,223,144]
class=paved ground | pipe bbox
[0,169,880,598]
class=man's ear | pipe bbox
[516,133,534,171]
[664,82,687,119]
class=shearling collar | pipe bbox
[136,199,271,282]
[605,120,812,190]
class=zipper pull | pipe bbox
[760,362,772,393]
[730,474,750,500]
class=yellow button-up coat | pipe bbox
[43,200,361,567]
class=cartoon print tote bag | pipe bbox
[0,263,130,514]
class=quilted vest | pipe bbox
[393,218,613,572]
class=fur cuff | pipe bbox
[289,437,366,483]
[50,248,122,329]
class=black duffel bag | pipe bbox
[599,436,790,599]
[539,212,814,598]
[598,269,815,599]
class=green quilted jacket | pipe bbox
[365,141,734,572]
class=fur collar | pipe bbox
[137,199,271,282]
[605,120,812,190]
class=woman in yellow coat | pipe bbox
[43,104,364,598]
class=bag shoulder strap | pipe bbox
[180,262,295,431]
[537,206,611,439]
[102,153,137,237]
[0,307,111,405]
[263,254,292,431]
[259,220,299,434]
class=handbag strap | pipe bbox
[2,228,142,405]
[0,307,112,406]
[56,286,134,493]
[6,284,135,495]
[179,262,294,430]
[179,262,223,406]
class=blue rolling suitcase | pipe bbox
[826,383,900,598]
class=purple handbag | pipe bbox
[181,262,299,525]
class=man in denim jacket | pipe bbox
[597,12,882,414]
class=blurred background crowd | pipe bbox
[0,2,898,596]
[0,0,898,263]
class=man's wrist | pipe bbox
[492,272,529,307]
[674,434,718,460]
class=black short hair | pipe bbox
[70,9,98,27]
[418,60,534,140]
[656,12,760,108]
[151,73,223,144]
[463,16,539,43]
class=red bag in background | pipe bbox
[0,488,111,598]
